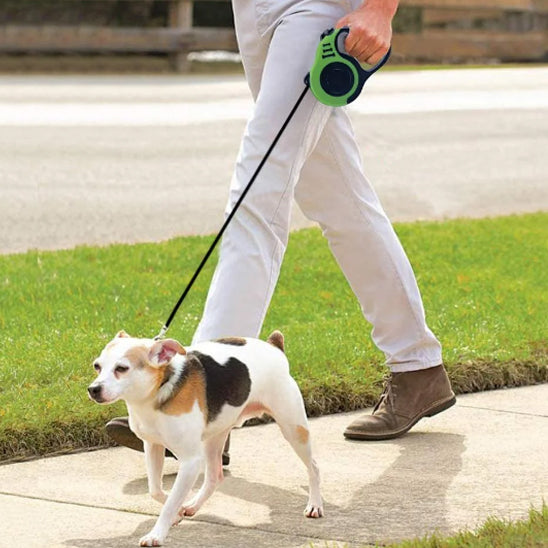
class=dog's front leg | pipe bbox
[144,441,167,504]
[139,455,201,547]
[176,429,229,520]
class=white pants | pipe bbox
[193,0,442,372]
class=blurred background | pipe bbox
[0,1,546,255]
[0,0,546,73]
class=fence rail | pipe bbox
[0,26,236,53]
[0,0,546,69]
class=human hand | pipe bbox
[335,0,398,64]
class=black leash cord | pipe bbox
[155,84,311,339]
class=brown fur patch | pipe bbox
[267,330,285,352]
[296,425,309,444]
[216,337,247,346]
[161,368,207,416]
[123,346,170,391]
[124,346,150,369]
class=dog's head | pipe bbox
[87,330,186,405]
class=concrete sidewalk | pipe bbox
[1,384,546,548]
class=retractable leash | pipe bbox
[155,27,391,340]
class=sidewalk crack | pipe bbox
[0,491,351,544]
[458,404,547,418]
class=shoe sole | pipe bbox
[106,419,230,465]
[343,394,457,441]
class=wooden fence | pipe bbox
[0,0,546,70]
[395,0,547,62]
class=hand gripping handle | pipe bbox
[336,27,391,78]
[307,26,391,107]
[335,26,391,104]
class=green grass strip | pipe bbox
[310,503,548,547]
[0,213,546,461]
[385,503,548,548]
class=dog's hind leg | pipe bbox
[175,429,230,522]
[269,378,323,518]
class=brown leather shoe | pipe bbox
[344,365,456,441]
[106,417,231,465]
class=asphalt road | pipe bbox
[0,67,547,254]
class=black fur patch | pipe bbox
[188,351,251,423]
[215,337,247,346]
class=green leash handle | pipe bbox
[307,27,391,107]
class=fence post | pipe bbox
[169,0,193,72]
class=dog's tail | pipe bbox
[267,330,285,353]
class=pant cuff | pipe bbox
[388,357,443,373]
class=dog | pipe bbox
[88,330,323,547]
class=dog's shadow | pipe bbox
[65,431,465,547]
[122,468,230,496]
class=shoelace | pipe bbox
[373,375,397,413]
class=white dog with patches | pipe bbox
[88,330,323,547]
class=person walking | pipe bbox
[107,0,455,457]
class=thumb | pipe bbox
[335,15,350,29]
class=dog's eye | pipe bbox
[93,363,101,373]
[115,365,129,374]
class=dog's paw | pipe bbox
[304,504,324,518]
[179,505,198,518]
[139,532,164,546]
[171,505,196,527]
[150,491,168,505]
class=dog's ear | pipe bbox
[115,330,130,338]
[148,339,186,367]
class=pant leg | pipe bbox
[294,108,443,372]
[192,0,350,343]
[194,0,442,373]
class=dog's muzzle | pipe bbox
[88,383,105,403]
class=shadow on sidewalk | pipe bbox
[338,431,466,543]
[65,431,465,547]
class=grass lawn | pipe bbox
[0,213,546,461]
[311,503,548,547]
[383,505,548,548]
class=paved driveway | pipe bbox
[1,67,547,254]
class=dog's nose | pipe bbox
[88,384,102,400]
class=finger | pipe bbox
[358,33,386,63]
[340,25,375,61]
[346,37,376,64]
[341,27,362,57]
[364,44,388,65]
